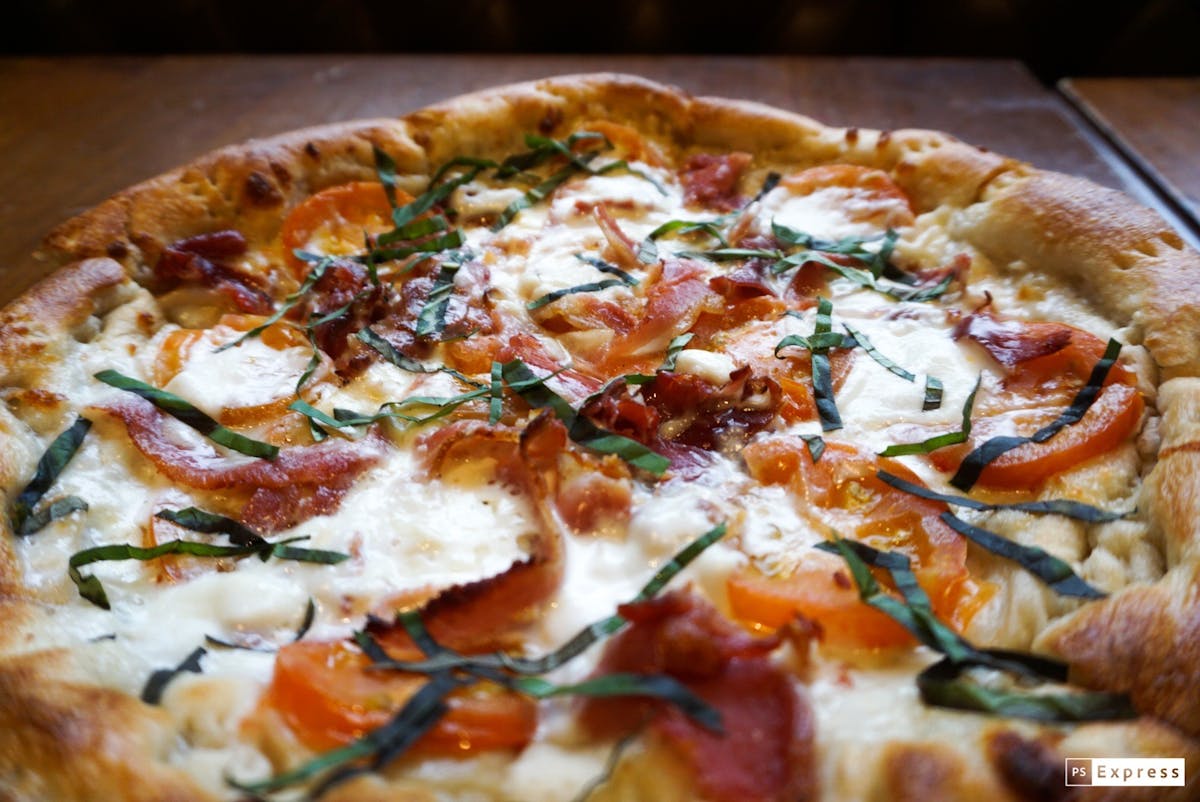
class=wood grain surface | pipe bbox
[1060,77,1200,229]
[0,55,1172,304]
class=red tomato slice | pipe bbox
[732,440,981,651]
[937,321,1143,490]
[279,181,409,276]
[266,640,537,754]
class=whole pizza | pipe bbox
[1,74,1198,801]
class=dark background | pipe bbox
[4,0,1199,83]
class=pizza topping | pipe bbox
[95,370,281,459]
[879,375,980,456]
[154,229,273,314]
[98,394,383,490]
[69,524,348,610]
[938,512,1104,598]
[775,296,844,431]
[953,307,1074,368]
[680,152,753,211]
[8,415,90,535]
[140,645,207,704]
[734,441,976,649]
[237,524,729,797]
[823,538,1136,722]
[876,470,1129,522]
[944,338,1141,490]
[581,591,814,802]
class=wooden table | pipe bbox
[1060,77,1200,233]
[0,56,1192,306]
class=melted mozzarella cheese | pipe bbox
[162,335,312,418]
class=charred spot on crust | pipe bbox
[243,171,283,207]
[987,730,1070,802]
[538,108,563,135]
[105,241,129,260]
[303,141,320,159]
[269,161,292,189]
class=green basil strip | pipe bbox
[940,512,1105,599]
[70,536,347,610]
[156,506,268,546]
[495,131,607,178]
[216,257,332,353]
[527,279,626,310]
[951,339,1123,491]
[377,214,450,246]
[879,375,980,457]
[574,253,639,285]
[842,323,916,382]
[811,297,842,431]
[875,470,1128,523]
[229,672,460,797]
[16,497,89,537]
[140,646,206,705]
[10,416,91,535]
[817,539,1057,679]
[493,150,602,231]
[95,370,279,460]
[638,218,730,264]
[800,434,826,463]
[511,673,722,734]
[414,260,462,338]
[372,145,401,207]
[887,271,954,303]
[660,332,694,372]
[390,162,490,232]
[501,359,669,475]
[296,327,324,397]
[364,523,727,678]
[365,229,465,263]
[924,375,944,411]
[357,327,482,387]
[916,657,1136,723]
[489,361,504,425]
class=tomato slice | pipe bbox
[732,440,979,651]
[935,321,1143,490]
[266,640,537,754]
[279,181,408,276]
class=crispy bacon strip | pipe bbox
[582,592,815,802]
[97,396,384,490]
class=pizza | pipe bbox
[2,73,1199,802]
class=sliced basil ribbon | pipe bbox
[875,470,1129,523]
[939,512,1105,599]
[140,646,206,705]
[9,416,90,535]
[819,537,1135,723]
[95,370,279,460]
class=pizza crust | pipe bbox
[3,73,1200,801]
